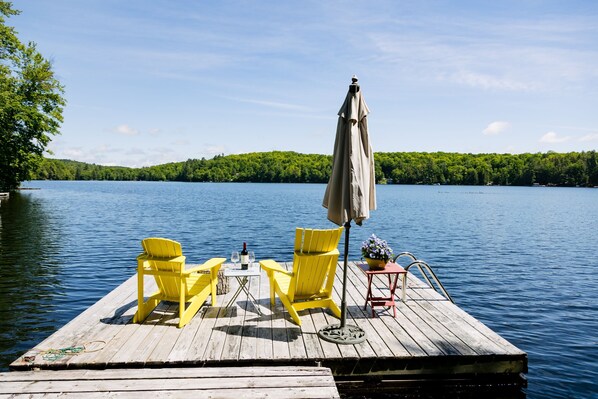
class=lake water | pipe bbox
[1,181,597,398]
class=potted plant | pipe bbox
[361,234,394,270]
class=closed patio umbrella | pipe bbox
[318,76,376,344]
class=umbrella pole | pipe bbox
[317,220,367,344]
[340,221,350,328]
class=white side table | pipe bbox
[224,265,262,314]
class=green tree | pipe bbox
[28,150,598,187]
[0,1,65,191]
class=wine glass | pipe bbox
[248,251,255,268]
[231,251,239,268]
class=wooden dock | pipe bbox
[9,261,527,394]
[0,366,339,398]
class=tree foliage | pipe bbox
[0,1,65,191]
[32,150,598,187]
[375,151,598,187]
[34,152,333,183]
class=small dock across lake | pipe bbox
[9,261,527,394]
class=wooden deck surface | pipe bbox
[9,261,527,389]
[0,366,339,398]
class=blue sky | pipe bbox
[11,0,598,167]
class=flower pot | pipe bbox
[364,257,387,270]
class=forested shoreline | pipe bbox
[32,150,598,187]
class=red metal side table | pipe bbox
[357,262,407,317]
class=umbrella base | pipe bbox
[317,323,366,345]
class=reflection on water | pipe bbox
[1,182,597,399]
[0,192,64,368]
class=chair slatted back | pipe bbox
[290,227,343,300]
[141,237,185,299]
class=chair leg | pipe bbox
[134,270,147,323]
[287,305,302,326]
[134,295,161,324]
[210,278,218,306]
[278,294,302,325]
[179,288,209,328]
[327,300,342,319]
[269,282,276,306]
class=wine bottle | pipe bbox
[240,242,249,270]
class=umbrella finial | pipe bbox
[349,75,360,93]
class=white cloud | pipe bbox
[62,148,84,158]
[125,148,147,156]
[205,145,226,156]
[451,71,534,91]
[48,138,232,168]
[579,133,598,142]
[483,121,511,136]
[368,14,598,93]
[114,124,140,136]
[549,125,596,132]
[55,145,123,164]
[539,131,572,143]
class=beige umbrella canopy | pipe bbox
[323,77,376,225]
[319,76,376,344]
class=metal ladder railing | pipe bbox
[393,252,454,303]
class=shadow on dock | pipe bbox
[9,262,527,397]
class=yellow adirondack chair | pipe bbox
[133,237,226,328]
[260,227,343,326]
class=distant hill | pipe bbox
[32,150,598,187]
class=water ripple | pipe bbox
[1,182,597,399]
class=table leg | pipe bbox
[226,276,262,315]
[401,273,407,302]
[364,275,373,310]
[243,280,262,315]
[388,274,399,318]
[367,273,399,318]
[226,276,248,308]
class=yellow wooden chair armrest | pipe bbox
[137,255,186,276]
[294,249,339,258]
[260,259,293,277]
[185,257,226,275]
[137,253,186,263]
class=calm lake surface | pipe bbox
[1,181,597,398]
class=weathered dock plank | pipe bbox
[345,263,438,357]
[10,261,527,391]
[238,276,261,360]
[0,366,340,398]
[254,272,274,360]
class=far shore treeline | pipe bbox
[32,150,598,187]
